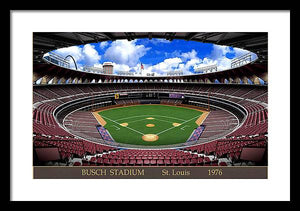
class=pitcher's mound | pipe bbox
[120,123,128,127]
[146,124,155,127]
[142,134,159,142]
[173,123,181,127]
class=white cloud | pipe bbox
[104,40,150,67]
[207,44,258,71]
[54,46,84,63]
[93,63,103,68]
[51,40,257,76]
[179,50,203,74]
[210,45,234,60]
[198,44,251,71]
[164,50,181,58]
[125,44,256,76]
[185,58,202,70]
[149,38,171,45]
[112,62,131,73]
[104,47,202,76]
[233,47,258,61]
[232,47,250,58]
[53,44,101,70]
[150,57,182,75]
[141,49,204,76]
[82,44,101,66]
[99,41,109,49]
[181,49,198,61]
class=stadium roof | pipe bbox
[33,32,268,64]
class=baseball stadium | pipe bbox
[33,32,268,167]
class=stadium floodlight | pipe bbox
[167,70,183,76]
[194,64,217,74]
[83,65,104,74]
[43,52,70,69]
[231,52,252,68]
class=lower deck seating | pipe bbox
[33,83,268,166]
[79,149,222,166]
[34,134,267,166]
[33,135,117,162]
[185,135,267,161]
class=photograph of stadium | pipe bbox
[32,32,268,179]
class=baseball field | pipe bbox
[93,104,207,146]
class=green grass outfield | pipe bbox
[98,104,203,146]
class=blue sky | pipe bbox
[52,38,257,76]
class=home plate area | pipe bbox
[142,134,159,142]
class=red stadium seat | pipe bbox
[164,159,171,165]
[219,162,227,166]
[73,161,81,166]
[157,159,164,165]
[136,159,143,165]
[190,158,198,165]
[129,159,136,165]
[150,160,157,165]
[103,158,110,165]
[96,157,103,165]
[143,159,150,165]
[122,159,129,166]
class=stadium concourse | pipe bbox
[32,32,268,167]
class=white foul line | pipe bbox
[114,114,186,122]
[112,125,120,130]
[101,115,145,135]
[126,116,176,124]
[156,114,202,136]
[180,125,190,130]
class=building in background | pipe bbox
[103,62,114,74]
